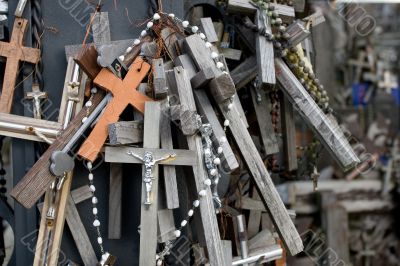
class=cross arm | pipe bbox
[21,47,41,64]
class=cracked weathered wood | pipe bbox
[275,58,360,170]
[108,120,143,145]
[157,209,176,243]
[200,18,219,43]
[153,58,168,99]
[174,66,227,265]
[109,163,122,239]
[217,97,303,255]
[250,88,279,155]
[255,9,275,87]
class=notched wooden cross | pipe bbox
[77,56,153,162]
[0,18,40,113]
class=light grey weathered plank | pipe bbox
[108,120,143,145]
[200,18,219,43]
[109,163,122,239]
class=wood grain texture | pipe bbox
[78,57,152,162]
[250,88,279,155]
[174,67,227,266]
[247,188,262,239]
[139,101,161,266]
[193,89,239,172]
[220,48,242,61]
[105,147,197,166]
[152,58,168,99]
[33,172,73,266]
[230,56,257,90]
[209,72,236,103]
[275,58,360,170]
[10,91,105,208]
[161,27,182,61]
[191,67,215,89]
[74,45,101,80]
[109,163,122,239]
[0,18,40,113]
[70,185,92,204]
[227,0,256,15]
[280,92,298,171]
[108,120,143,145]
[91,12,111,46]
[157,209,176,243]
[0,112,61,142]
[217,98,303,255]
[65,194,98,266]
[200,18,219,43]
[160,101,179,209]
[255,10,276,87]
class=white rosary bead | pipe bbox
[213,158,221,165]
[85,101,92,108]
[147,21,154,29]
[211,52,218,59]
[97,237,103,244]
[199,190,207,197]
[220,136,227,144]
[153,13,160,20]
[156,255,160,260]
[157,259,163,266]
[193,200,200,207]
[88,173,94,181]
[126,46,132,53]
[102,254,108,260]
[141,30,147,37]
[227,103,233,110]
[93,219,100,227]
[87,162,93,170]
[199,33,206,40]
[181,220,188,227]
[216,62,224,69]
[182,21,189,28]
[204,178,212,186]
[81,117,88,123]
[168,13,175,18]
[118,55,125,62]
[92,196,98,204]
[209,169,218,176]
[217,146,223,154]
[224,120,230,127]
[91,87,97,94]
[174,230,181,238]
[188,209,194,217]
[205,42,212,48]
[191,26,199,33]
[134,39,141,45]
[92,207,98,215]
[89,185,96,192]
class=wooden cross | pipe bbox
[105,101,197,265]
[0,18,40,113]
[77,56,152,162]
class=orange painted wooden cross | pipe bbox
[78,56,153,161]
[0,18,41,113]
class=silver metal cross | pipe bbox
[127,150,176,205]
[25,84,48,119]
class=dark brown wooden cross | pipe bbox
[0,18,40,113]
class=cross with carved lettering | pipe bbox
[0,18,40,113]
[78,56,153,161]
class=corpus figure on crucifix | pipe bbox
[127,151,176,205]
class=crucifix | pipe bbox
[24,83,48,119]
[105,101,198,265]
[0,18,40,113]
[77,56,152,162]
[127,150,176,205]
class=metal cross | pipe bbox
[24,83,48,119]
[127,151,176,205]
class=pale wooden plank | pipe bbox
[174,66,227,266]
[157,209,176,243]
[275,58,360,170]
[108,120,143,145]
[200,18,219,43]
[70,185,92,204]
[160,101,179,209]
[222,240,233,266]
[217,100,303,255]
[250,88,279,155]
[280,92,298,171]
[91,12,111,46]
[153,58,168,99]
[247,188,262,239]
[105,147,197,166]
[139,101,162,266]
[109,163,122,239]
[255,9,275,87]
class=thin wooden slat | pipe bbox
[280,92,298,171]
[160,102,179,209]
[247,188,262,239]
[153,58,168,99]
[217,100,303,255]
[200,18,219,43]
[108,120,143,145]
[174,66,227,266]
[157,209,176,243]
[109,163,122,239]
[230,56,257,90]
[70,185,92,204]
[275,58,360,170]
[139,101,162,266]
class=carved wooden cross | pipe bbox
[77,56,152,162]
[0,18,40,113]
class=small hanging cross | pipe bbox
[311,166,319,191]
[127,151,176,205]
